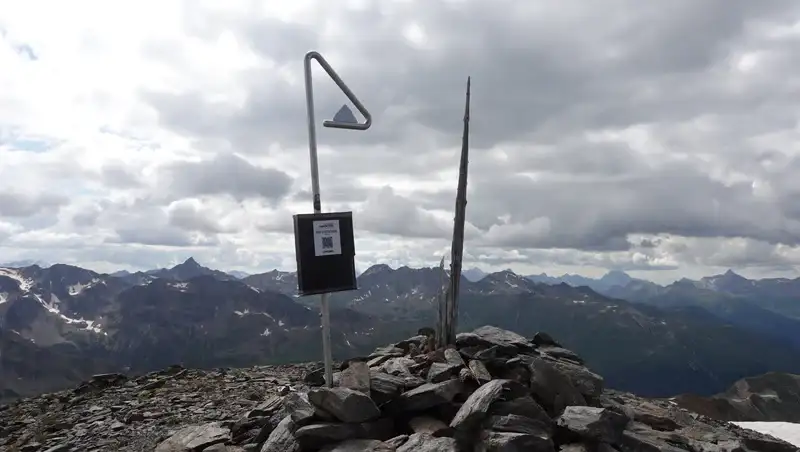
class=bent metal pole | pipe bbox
[303,51,372,388]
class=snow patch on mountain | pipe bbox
[34,293,105,335]
[733,421,800,447]
[0,267,33,291]
[68,278,102,296]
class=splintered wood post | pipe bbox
[435,256,446,348]
[444,76,471,346]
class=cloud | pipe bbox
[0,191,67,218]
[155,152,293,203]
[3,0,800,283]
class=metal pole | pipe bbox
[303,54,333,388]
[303,51,372,388]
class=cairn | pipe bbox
[254,325,796,452]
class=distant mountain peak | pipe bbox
[361,264,393,277]
[182,257,200,268]
[722,269,744,279]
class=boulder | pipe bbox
[308,387,381,423]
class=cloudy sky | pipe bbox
[2,0,800,283]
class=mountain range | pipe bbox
[2,258,800,404]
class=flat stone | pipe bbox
[320,439,395,452]
[526,356,586,415]
[295,418,394,450]
[485,414,551,436]
[427,362,461,383]
[304,368,326,387]
[154,422,229,452]
[539,346,583,364]
[551,361,603,399]
[395,379,463,412]
[478,430,555,452]
[284,391,332,426]
[408,415,452,437]
[295,423,360,450]
[556,406,629,444]
[532,332,561,347]
[450,379,527,431]
[468,360,492,384]
[382,357,416,376]
[308,387,381,423]
[259,415,301,452]
[489,396,552,431]
[367,355,395,368]
[471,326,531,348]
[370,346,405,358]
[396,432,457,452]
[443,348,466,367]
[339,361,371,394]
[385,435,409,448]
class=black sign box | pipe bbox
[293,211,357,296]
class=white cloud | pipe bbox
[2,0,800,284]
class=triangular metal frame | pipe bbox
[303,51,372,130]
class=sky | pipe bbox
[3,0,800,284]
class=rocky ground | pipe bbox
[1,325,798,452]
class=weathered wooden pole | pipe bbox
[435,256,447,349]
[443,77,471,346]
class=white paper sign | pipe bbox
[313,219,342,257]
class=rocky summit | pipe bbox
[1,326,797,452]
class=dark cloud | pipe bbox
[109,226,218,248]
[158,153,293,203]
[166,201,230,234]
[0,191,68,218]
[357,186,450,239]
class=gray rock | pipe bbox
[308,387,381,423]
[370,346,405,358]
[320,439,395,452]
[339,361,371,394]
[477,430,555,452]
[527,356,586,414]
[551,361,603,399]
[556,406,629,444]
[395,379,463,412]
[489,396,552,430]
[295,423,361,450]
[259,415,300,452]
[450,379,527,431]
[396,432,457,452]
[206,445,246,452]
[532,332,561,347]
[154,422,229,451]
[284,391,332,426]
[382,358,416,376]
[249,396,283,418]
[295,418,394,450]
[370,372,407,403]
[384,435,409,448]
[558,445,589,452]
[408,415,452,437]
[619,424,690,452]
[394,335,427,353]
[471,326,531,348]
[304,367,326,387]
[443,348,466,368]
[42,446,72,452]
[486,414,551,436]
[367,355,395,368]
[427,362,461,383]
[468,360,492,384]
[539,346,583,364]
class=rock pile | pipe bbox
[257,326,798,452]
[1,325,797,451]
